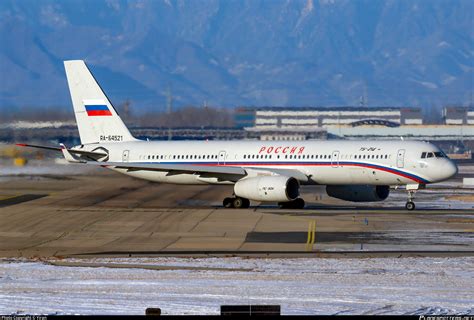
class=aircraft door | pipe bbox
[331,151,340,167]
[122,150,130,162]
[218,150,226,165]
[397,149,405,168]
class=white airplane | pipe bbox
[18,60,458,210]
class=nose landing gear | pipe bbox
[405,202,415,210]
[405,184,424,211]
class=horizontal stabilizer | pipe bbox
[16,143,108,159]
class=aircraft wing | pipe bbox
[83,161,246,181]
[81,161,309,182]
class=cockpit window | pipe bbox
[422,151,446,159]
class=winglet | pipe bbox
[60,143,85,163]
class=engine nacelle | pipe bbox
[326,185,390,202]
[234,176,300,202]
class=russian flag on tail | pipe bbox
[83,100,112,116]
[85,105,112,116]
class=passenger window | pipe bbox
[244,155,246,159]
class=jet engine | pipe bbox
[234,176,300,202]
[326,185,390,202]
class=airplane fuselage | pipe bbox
[79,139,457,186]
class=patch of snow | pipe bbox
[0,257,473,315]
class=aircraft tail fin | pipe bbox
[63,60,136,144]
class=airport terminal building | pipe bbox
[235,106,423,129]
[443,106,474,125]
[235,106,474,158]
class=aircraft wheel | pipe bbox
[279,198,305,209]
[241,198,250,209]
[278,201,288,209]
[233,197,245,209]
[223,197,233,208]
[293,198,305,209]
[405,201,415,211]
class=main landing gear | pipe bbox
[222,197,305,209]
[223,196,250,209]
[278,198,305,209]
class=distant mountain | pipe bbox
[0,0,473,112]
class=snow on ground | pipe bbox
[0,257,473,315]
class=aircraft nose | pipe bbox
[443,160,458,180]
